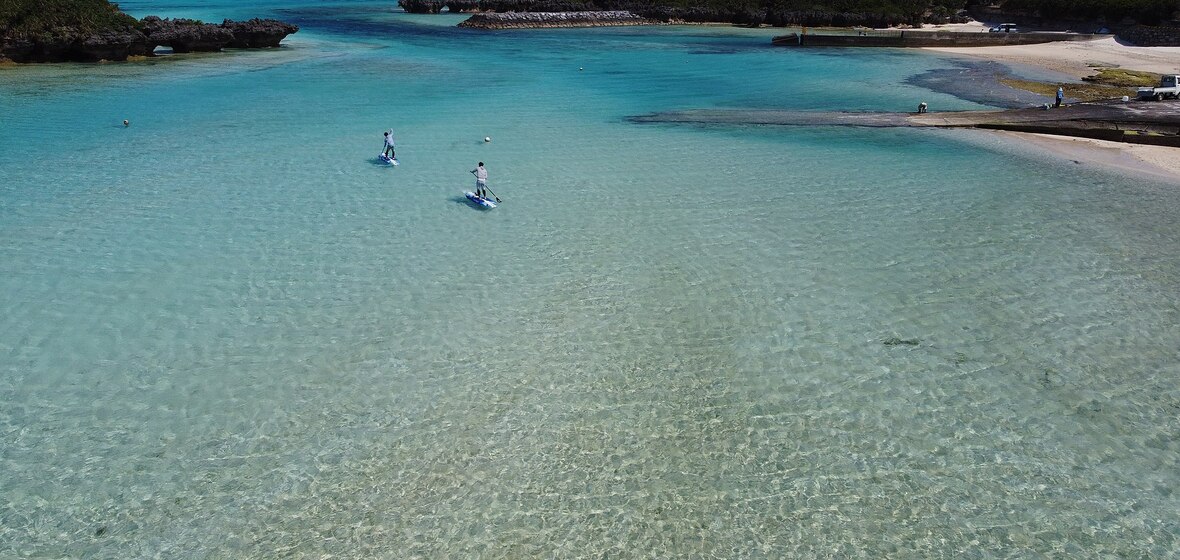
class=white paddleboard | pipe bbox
[465,191,497,208]
[378,154,399,165]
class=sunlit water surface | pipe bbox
[2,2,1179,557]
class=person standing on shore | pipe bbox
[471,162,488,199]
[1055,86,1064,108]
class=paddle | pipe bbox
[484,186,502,203]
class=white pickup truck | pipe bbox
[1137,75,1180,101]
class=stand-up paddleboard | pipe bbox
[378,154,399,166]
[465,191,497,208]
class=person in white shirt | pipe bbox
[382,130,396,159]
[471,162,488,199]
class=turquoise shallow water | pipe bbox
[2,2,1180,557]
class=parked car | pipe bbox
[989,23,1018,32]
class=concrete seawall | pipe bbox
[772,30,1100,47]
[629,100,1180,148]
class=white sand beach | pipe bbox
[919,26,1180,182]
[925,35,1180,80]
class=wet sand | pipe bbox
[1003,131,1180,181]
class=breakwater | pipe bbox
[772,30,1099,47]
[458,11,655,29]
[629,100,1180,147]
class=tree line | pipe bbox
[4,0,1177,38]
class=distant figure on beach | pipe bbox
[917,102,928,114]
[471,162,488,199]
[382,130,396,159]
[1055,87,1064,108]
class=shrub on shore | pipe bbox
[1082,67,1162,87]
[0,0,140,39]
[1,0,298,63]
[988,0,1179,27]
[1001,68,1162,102]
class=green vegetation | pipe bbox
[1000,77,1121,101]
[4,0,1176,41]
[648,0,931,13]
[469,0,1176,27]
[1082,67,1162,87]
[764,0,933,21]
[1000,68,1162,102]
[0,0,139,38]
[991,0,1179,26]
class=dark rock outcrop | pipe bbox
[78,29,152,61]
[221,18,300,48]
[141,16,234,53]
[1,13,298,63]
[141,17,299,52]
[398,0,446,14]
[0,26,150,63]
[0,36,34,62]
[445,0,483,12]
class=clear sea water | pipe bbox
[2,1,1179,557]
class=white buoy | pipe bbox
[484,136,491,143]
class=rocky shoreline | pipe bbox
[458,11,655,29]
[629,100,1180,148]
[402,0,942,28]
[0,17,298,63]
[772,29,1100,48]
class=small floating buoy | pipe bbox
[579,67,583,71]
[123,119,129,127]
[484,136,491,143]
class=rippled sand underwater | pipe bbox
[1,2,1179,557]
